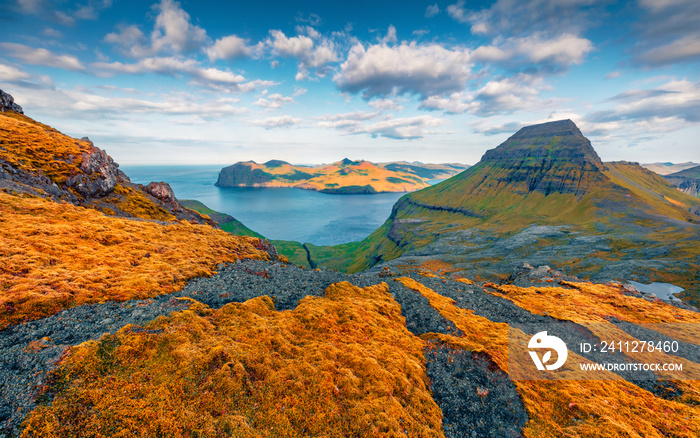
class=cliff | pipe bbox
[664,164,700,197]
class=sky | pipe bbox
[0,0,699,166]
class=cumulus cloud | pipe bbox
[206,35,252,61]
[334,42,472,99]
[266,29,339,80]
[470,33,593,73]
[93,57,273,93]
[19,0,113,22]
[254,93,295,109]
[104,0,208,57]
[250,115,303,129]
[420,74,555,116]
[151,0,207,54]
[0,43,84,71]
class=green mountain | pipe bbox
[307,120,700,304]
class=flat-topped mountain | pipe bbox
[642,161,699,175]
[215,159,468,194]
[307,120,700,303]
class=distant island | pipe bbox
[215,158,469,194]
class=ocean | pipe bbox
[121,165,405,246]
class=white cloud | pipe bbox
[587,79,700,124]
[334,42,472,99]
[150,0,207,54]
[266,29,339,80]
[104,0,207,58]
[635,34,700,66]
[42,27,63,38]
[471,33,593,72]
[0,43,84,71]
[250,115,303,129]
[317,112,445,140]
[10,86,249,119]
[18,0,44,13]
[380,25,397,44]
[254,93,295,109]
[368,98,403,112]
[448,0,600,37]
[0,63,31,81]
[420,74,554,116]
[206,35,251,62]
[104,25,150,57]
[425,4,440,17]
[92,57,273,93]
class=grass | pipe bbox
[23,282,445,438]
[0,191,271,329]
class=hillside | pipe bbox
[2,94,700,437]
[215,159,468,194]
[642,162,699,175]
[306,120,700,304]
[664,165,700,197]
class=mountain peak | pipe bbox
[482,119,603,169]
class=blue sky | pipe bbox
[1,0,699,165]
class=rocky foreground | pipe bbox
[3,258,699,437]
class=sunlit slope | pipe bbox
[307,121,700,303]
[215,158,465,193]
[0,192,271,329]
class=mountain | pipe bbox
[664,164,700,197]
[642,161,699,175]
[307,120,700,304]
[215,159,468,194]
[3,93,700,437]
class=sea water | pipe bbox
[121,165,404,246]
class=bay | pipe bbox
[121,165,405,246]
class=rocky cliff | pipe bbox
[664,164,700,197]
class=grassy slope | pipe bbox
[179,199,311,268]
[307,160,700,301]
[667,164,700,178]
[0,112,274,328]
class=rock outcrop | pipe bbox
[0,89,23,114]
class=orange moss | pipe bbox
[0,192,269,329]
[104,184,175,221]
[488,281,700,344]
[397,277,700,437]
[416,259,458,276]
[0,111,93,185]
[22,282,445,438]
